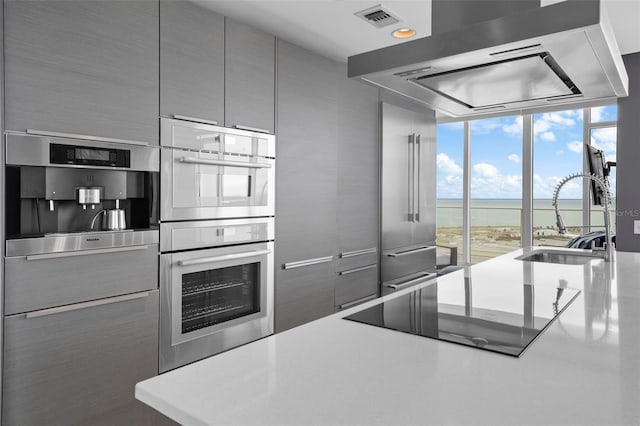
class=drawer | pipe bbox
[335,263,379,309]
[3,290,159,425]
[5,244,158,315]
[382,244,436,284]
[336,246,378,273]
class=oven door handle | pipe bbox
[177,250,271,267]
[178,156,272,169]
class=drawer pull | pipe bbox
[26,129,149,146]
[233,124,271,134]
[25,245,149,261]
[386,245,434,258]
[339,294,378,310]
[178,250,271,267]
[171,114,219,126]
[283,256,333,270]
[25,292,150,319]
[384,272,436,290]
[338,264,377,276]
[339,247,377,258]
[178,156,272,169]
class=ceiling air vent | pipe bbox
[355,4,401,29]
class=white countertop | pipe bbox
[136,248,640,426]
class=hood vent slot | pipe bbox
[546,94,585,102]
[355,5,401,28]
[490,44,542,57]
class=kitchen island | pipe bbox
[136,248,640,425]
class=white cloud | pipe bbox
[567,141,583,153]
[533,173,582,199]
[508,154,520,164]
[539,131,556,142]
[590,127,617,155]
[503,117,523,137]
[591,106,604,122]
[470,118,503,134]
[437,153,463,175]
[473,162,499,178]
[533,110,581,141]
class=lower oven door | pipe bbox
[160,242,274,372]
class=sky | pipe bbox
[436,105,617,200]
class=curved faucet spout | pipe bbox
[90,209,107,230]
[552,172,613,262]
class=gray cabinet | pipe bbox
[3,291,161,425]
[275,40,340,332]
[335,71,381,308]
[4,0,159,144]
[225,19,276,134]
[160,0,225,125]
[275,42,380,331]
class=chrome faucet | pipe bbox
[552,172,613,262]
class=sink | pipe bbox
[516,249,603,265]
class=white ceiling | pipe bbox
[196,0,640,63]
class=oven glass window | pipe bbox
[181,263,260,334]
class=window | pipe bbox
[588,105,617,231]
[436,103,617,264]
[532,109,583,247]
[469,116,522,262]
[436,123,464,262]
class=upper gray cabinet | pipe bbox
[224,19,276,134]
[4,0,159,144]
[160,0,225,125]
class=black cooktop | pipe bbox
[344,279,580,357]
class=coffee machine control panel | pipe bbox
[50,143,130,168]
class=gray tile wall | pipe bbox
[615,52,640,252]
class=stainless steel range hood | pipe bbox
[348,0,628,118]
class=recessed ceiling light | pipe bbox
[392,28,416,39]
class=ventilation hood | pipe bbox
[348,0,628,118]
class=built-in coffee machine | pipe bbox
[5,132,159,240]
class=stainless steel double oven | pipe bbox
[159,117,275,372]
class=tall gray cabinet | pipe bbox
[275,40,380,332]
[275,40,340,331]
[4,0,159,144]
[160,0,225,125]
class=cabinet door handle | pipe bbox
[338,264,377,276]
[283,256,333,270]
[178,156,272,169]
[339,294,378,310]
[26,129,149,146]
[25,245,149,261]
[408,134,415,222]
[25,292,150,319]
[414,134,421,223]
[386,245,435,258]
[339,247,377,258]
[171,114,219,126]
[178,250,271,267]
[234,124,272,134]
[384,273,436,290]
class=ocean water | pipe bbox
[436,198,615,229]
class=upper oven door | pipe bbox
[160,118,275,221]
[165,242,274,347]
